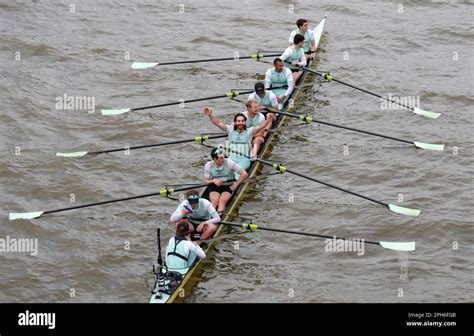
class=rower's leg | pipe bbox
[251,137,264,157]
[293,71,302,83]
[218,191,232,212]
[209,191,220,210]
[200,223,217,240]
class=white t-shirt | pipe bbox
[170,198,220,225]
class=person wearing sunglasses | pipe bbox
[170,190,220,242]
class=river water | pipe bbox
[1,0,472,303]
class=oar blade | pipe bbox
[413,141,445,151]
[312,14,327,50]
[9,211,44,221]
[380,241,416,252]
[101,108,131,116]
[131,62,159,70]
[412,107,441,119]
[56,151,88,157]
[388,204,421,217]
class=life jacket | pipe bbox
[165,235,198,269]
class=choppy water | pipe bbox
[1,0,472,303]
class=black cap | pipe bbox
[255,82,265,93]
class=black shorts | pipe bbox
[290,68,300,73]
[208,183,232,195]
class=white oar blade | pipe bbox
[131,62,159,70]
[388,204,421,217]
[9,211,44,221]
[412,107,441,119]
[413,141,445,151]
[101,108,131,116]
[56,151,88,157]
[312,14,327,50]
[380,241,416,252]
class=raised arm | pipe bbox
[204,107,226,132]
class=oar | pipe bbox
[298,66,441,119]
[8,184,207,221]
[263,108,444,151]
[255,158,421,217]
[101,89,253,115]
[56,134,227,158]
[131,52,281,70]
[216,144,421,217]
[220,220,416,252]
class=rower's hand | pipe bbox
[267,113,274,121]
[292,61,298,66]
[213,179,222,186]
[277,96,285,104]
[257,105,266,111]
[229,184,237,192]
[204,107,212,116]
[181,209,190,216]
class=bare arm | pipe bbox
[203,178,223,186]
[228,159,249,191]
[232,170,248,190]
[251,113,274,135]
[203,107,226,132]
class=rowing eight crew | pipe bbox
[165,18,316,269]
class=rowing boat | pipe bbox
[150,15,327,303]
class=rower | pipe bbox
[288,18,316,61]
[203,106,274,169]
[280,33,307,83]
[264,58,294,106]
[242,99,269,156]
[165,221,206,269]
[247,82,279,111]
[170,190,220,241]
[204,147,248,214]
